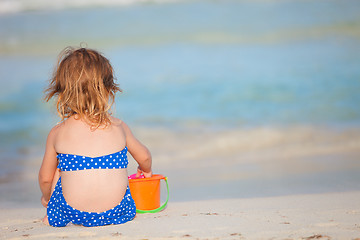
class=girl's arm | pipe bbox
[38,126,59,204]
[121,122,152,177]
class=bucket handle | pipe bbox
[136,177,169,214]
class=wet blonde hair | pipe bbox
[45,47,121,129]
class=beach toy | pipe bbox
[128,174,169,213]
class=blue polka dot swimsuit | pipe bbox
[47,147,136,227]
[57,147,129,171]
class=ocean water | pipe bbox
[1,0,360,202]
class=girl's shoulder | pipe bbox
[47,117,75,140]
[110,116,125,128]
[50,119,68,132]
[109,117,132,134]
[45,121,64,145]
[110,116,122,124]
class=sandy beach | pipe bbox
[1,126,360,239]
[1,191,360,240]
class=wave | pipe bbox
[1,0,360,55]
[0,0,179,15]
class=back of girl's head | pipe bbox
[45,47,121,129]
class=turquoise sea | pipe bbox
[0,0,360,202]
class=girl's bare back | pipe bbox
[53,116,129,212]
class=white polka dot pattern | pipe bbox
[47,177,136,227]
[57,147,128,171]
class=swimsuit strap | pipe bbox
[57,147,128,171]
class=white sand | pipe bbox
[1,191,360,240]
[1,126,360,239]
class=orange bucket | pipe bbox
[128,174,169,213]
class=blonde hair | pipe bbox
[45,47,121,129]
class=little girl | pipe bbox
[38,47,152,227]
